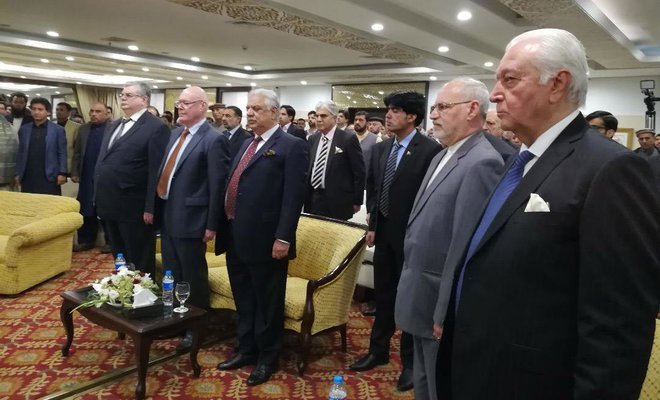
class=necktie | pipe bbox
[311,135,329,189]
[156,128,190,198]
[223,130,231,138]
[108,118,129,148]
[225,136,262,219]
[378,141,401,217]
[455,150,535,309]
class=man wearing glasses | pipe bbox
[95,82,169,276]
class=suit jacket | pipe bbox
[71,122,106,178]
[215,128,309,262]
[305,128,366,220]
[16,121,67,182]
[6,113,33,128]
[484,133,516,163]
[157,122,230,238]
[286,124,307,141]
[94,111,170,222]
[449,115,660,399]
[63,119,81,173]
[395,132,504,338]
[359,131,379,167]
[367,131,441,247]
[227,126,252,160]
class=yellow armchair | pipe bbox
[208,213,367,375]
[640,319,660,399]
[0,192,82,295]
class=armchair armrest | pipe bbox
[7,212,82,249]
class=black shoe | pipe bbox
[349,353,389,371]
[396,368,414,391]
[217,353,257,371]
[176,331,193,354]
[100,244,112,254]
[361,301,376,316]
[246,364,277,386]
[73,243,95,252]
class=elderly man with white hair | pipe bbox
[436,28,660,400]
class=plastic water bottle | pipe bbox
[162,270,174,307]
[328,375,347,400]
[114,253,126,270]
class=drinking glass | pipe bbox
[174,282,190,313]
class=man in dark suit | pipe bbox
[221,105,252,159]
[350,91,441,392]
[71,102,110,251]
[437,29,660,400]
[394,78,506,399]
[6,92,34,134]
[305,100,366,220]
[215,89,308,386]
[95,82,169,276]
[279,104,306,140]
[15,97,67,195]
[157,86,230,350]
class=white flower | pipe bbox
[133,284,144,295]
[108,290,119,301]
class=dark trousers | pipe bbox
[436,294,456,400]
[226,236,288,366]
[370,215,413,370]
[77,216,111,245]
[160,232,210,310]
[104,219,156,276]
[308,189,350,220]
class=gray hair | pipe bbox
[249,88,279,110]
[445,77,489,119]
[126,82,152,98]
[506,28,588,107]
[315,100,338,116]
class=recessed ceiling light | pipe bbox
[20,75,26,79]
[128,45,139,51]
[484,61,494,67]
[352,100,357,104]
[40,58,49,63]
[438,46,449,53]
[176,76,183,80]
[186,84,191,88]
[65,56,75,61]
[378,90,384,95]
[76,81,82,84]
[153,85,158,89]
[36,93,41,96]
[191,56,200,62]
[201,75,208,80]
[116,68,124,73]
[243,65,253,71]
[300,80,307,85]
[225,83,232,86]
[46,31,59,37]
[429,76,438,81]
[347,96,351,99]
[141,67,149,72]
[371,23,384,31]
[372,101,377,105]
[457,10,472,21]
[250,82,257,87]
[55,91,61,94]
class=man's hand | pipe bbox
[433,323,443,341]
[366,213,370,225]
[353,205,361,214]
[366,231,375,247]
[272,240,290,260]
[14,176,19,186]
[57,175,66,185]
[71,176,80,183]
[203,229,215,243]
[143,212,154,225]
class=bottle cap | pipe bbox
[117,253,123,258]
[333,375,343,384]
[165,270,172,275]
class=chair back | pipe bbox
[0,192,79,234]
[641,319,660,399]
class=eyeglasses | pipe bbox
[430,100,472,113]
[119,92,143,99]
[175,100,203,109]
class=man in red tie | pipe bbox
[156,86,230,351]
[215,88,309,386]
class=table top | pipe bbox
[61,287,206,335]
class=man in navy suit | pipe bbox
[221,105,252,159]
[279,104,306,140]
[215,89,308,386]
[95,82,169,275]
[157,86,230,350]
[16,97,67,195]
[436,29,660,400]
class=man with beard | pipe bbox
[354,111,379,165]
[6,92,33,135]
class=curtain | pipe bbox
[74,85,122,123]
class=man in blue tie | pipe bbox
[435,29,660,400]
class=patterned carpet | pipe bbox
[0,250,414,399]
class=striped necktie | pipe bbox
[311,135,329,189]
[378,141,401,217]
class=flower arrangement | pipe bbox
[73,266,159,311]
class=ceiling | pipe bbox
[0,0,659,94]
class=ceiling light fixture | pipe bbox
[352,100,357,104]
[201,75,208,80]
[300,80,307,85]
[36,93,41,96]
[429,76,437,81]
[191,56,200,62]
[176,76,183,80]
[438,46,449,53]
[55,91,61,94]
[225,83,232,86]
[371,23,384,31]
[76,81,82,84]
[372,101,377,104]
[65,56,75,61]
[116,68,124,73]
[457,10,472,21]
[347,96,351,99]
[243,65,253,71]
[378,90,384,95]
[20,75,26,79]
[40,58,49,63]
[46,31,59,37]
[153,85,158,89]
[142,67,149,72]
[484,61,494,67]
[128,45,139,51]
[186,84,191,88]
[250,82,257,87]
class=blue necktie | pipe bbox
[455,150,535,309]
[378,141,401,217]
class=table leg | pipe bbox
[190,322,201,377]
[60,299,75,356]
[133,335,153,400]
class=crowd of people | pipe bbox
[0,27,658,398]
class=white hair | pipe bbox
[315,100,338,116]
[506,28,589,107]
[249,88,280,110]
[445,77,490,119]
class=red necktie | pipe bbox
[225,136,262,219]
[157,128,190,197]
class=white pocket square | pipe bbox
[524,193,550,212]
[334,147,343,154]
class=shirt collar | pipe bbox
[281,122,291,131]
[229,126,240,135]
[321,125,337,141]
[445,132,472,157]
[183,118,206,135]
[125,108,147,122]
[395,129,417,149]
[258,124,279,143]
[521,109,579,158]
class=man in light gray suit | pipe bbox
[394,77,506,399]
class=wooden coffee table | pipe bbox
[60,287,206,400]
